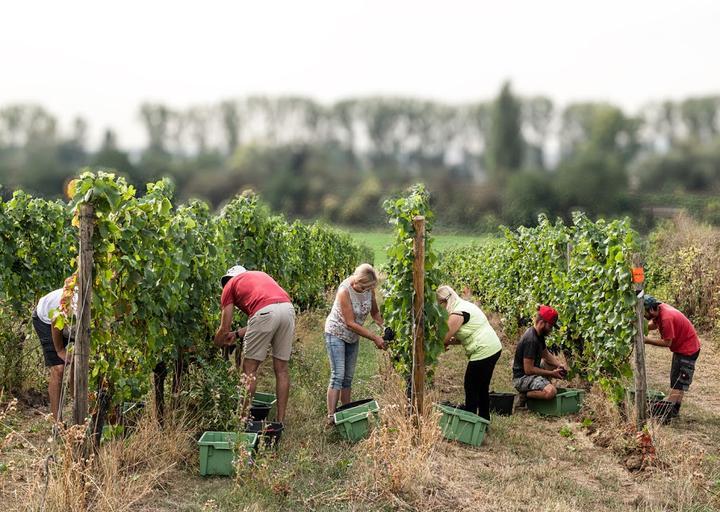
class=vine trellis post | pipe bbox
[73,203,94,427]
[632,253,648,428]
[411,216,425,418]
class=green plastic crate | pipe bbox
[625,388,666,403]
[197,431,258,476]
[252,391,277,406]
[333,399,380,422]
[334,411,377,442]
[251,391,277,420]
[434,403,489,446]
[527,388,585,416]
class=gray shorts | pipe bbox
[243,302,296,362]
[671,351,699,391]
[513,375,551,393]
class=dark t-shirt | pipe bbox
[512,327,546,379]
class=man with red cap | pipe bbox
[512,305,567,407]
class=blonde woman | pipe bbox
[324,264,386,422]
[437,285,502,420]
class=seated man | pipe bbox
[643,295,701,419]
[512,305,566,406]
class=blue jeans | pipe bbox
[325,333,359,390]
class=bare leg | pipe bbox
[327,388,341,416]
[272,357,290,423]
[241,358,262,417]
[527,384,557,400]
[340,387,352,406]
[68,360,75,399]
[667,389,684,404]
[48,364,64,420]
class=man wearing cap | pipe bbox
[214,265,295,423]
[512,305,567,406]
[643,295,701,419]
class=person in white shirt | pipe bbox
[31,285,77,420]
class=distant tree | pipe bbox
[636,141,720,193]
[92,129,135,176]
[139,103,173,152]
[502,170,557,226]
[220,100,241,154]
[680,96,720,144]
[522,96,553,168]
[487,81,524,181]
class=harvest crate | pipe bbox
[333,399,380,442]
[197,431,257,476]
[527,388,585,416]
[435,403,490,447]
[625,388,666,403]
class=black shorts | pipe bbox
[671,350,700,391]
[32,312,67,367]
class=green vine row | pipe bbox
[381,184,448,377]
[441,212,638,399]
[1,169,370,405]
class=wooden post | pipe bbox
[73,203,94,426]
[411,216,425,416]
[632,254,648,428]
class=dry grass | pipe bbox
[3,309,720,511]
[346,359,443,509]
[31,410,194,512]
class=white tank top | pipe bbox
[324,278,372,344]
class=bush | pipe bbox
[646,213,720,331]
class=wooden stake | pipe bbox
[411,216,425,416]
[73,203,94,426]
[632,253,648,428]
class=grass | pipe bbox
[347,230,495,266]
[2,309,720,511]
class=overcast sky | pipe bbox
[2,0,719,148]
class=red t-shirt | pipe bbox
[221,271,291,317]
[657,304,701,356]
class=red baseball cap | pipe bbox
[538,305,559,326]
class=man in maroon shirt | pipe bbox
[643,295,701,418]
[214,265,295,423]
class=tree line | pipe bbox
[2,83,719,227]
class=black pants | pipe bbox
[464,350,501,420]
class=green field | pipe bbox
[347,230,495,265]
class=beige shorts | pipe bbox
[243,302,296,362]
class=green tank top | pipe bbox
[450,299,502,361]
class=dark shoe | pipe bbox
[670,402,681,418]
[515,392,527,410]
[651,400,674,424]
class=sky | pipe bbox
[2,0,719,148]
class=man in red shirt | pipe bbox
[214,265,295,423]
[643,295,701,418]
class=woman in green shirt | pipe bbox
[437,285,502,420]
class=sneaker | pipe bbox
[515,393,527,410]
